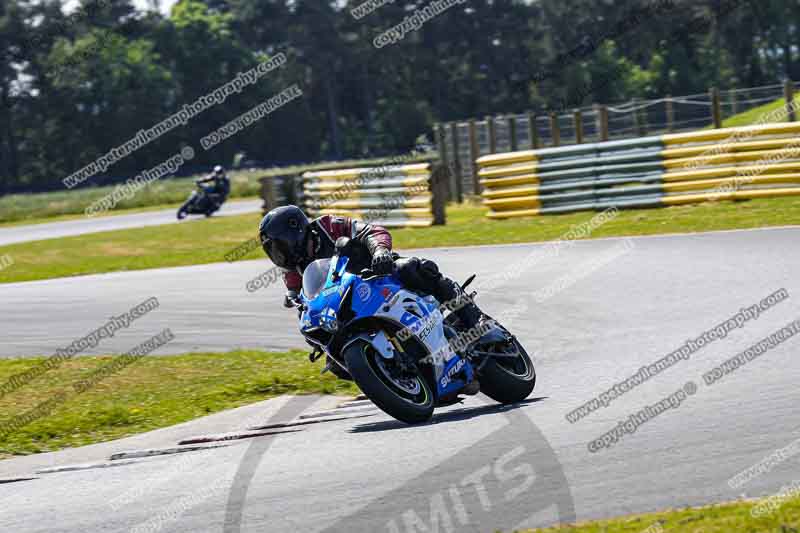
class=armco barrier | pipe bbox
[476,122,800,218]
[301,163,447,227]
[259,174,299,213]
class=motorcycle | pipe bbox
[177,182,224,220]
[293,237,536,424]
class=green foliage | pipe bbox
[523,497,800,532]
[0,349,357,457]
[0,0,798,195]
[0,152,437,224]
[5,193,800,284]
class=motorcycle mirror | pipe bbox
[461,274,476,290]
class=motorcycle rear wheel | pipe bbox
[343,339,434,424]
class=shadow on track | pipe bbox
[348,396,548,433]
[323,395,575,532]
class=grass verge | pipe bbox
[2,196,800,284]
[1,92,789,226]
[721,93,800,128]
[0,154,437,225]
[0,201,187,228]
[525,497,800,532]
[3,351,799,533]
[0,350,357,460]
[0,170,260,225]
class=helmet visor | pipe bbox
[263,238,295,269]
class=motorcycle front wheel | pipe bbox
[476,326,536,404]
[343,339,434,424]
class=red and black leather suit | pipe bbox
[268,215,481,328]
[281,215,479,327]
[259,204,482,329]
[281,214,390,296]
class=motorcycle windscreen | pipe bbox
[301,258,332,300]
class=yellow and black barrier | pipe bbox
[301,163,447,227]
[476,122,800,218]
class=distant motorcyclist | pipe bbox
[176,165,231,219]
[196,165,230,209]
[258,205,488,331]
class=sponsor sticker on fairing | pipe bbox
[357,284,372,302]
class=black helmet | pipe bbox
[258,205,310,269]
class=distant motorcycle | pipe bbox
[292,237,536,424]
[177,182,224,219]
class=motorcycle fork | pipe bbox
[388,336,419,374]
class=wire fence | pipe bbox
[438,81,800,199]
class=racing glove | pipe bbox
[283,290,300,308]
[371,247,394,275]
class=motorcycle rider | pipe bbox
[196,165,231,208]
[258,205,490,334]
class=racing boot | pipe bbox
[433,277,480,327]
[434,278,507,346]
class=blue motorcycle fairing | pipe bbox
[299,254,474,399]
[349,276,404,319]
[440,353,474,396]
[300,256,353,337]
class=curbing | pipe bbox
[109,444,231,461]
[178,427,305,445]
[247,412,376,431]
[36,459,140,474]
